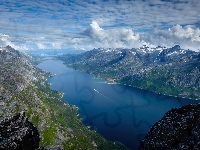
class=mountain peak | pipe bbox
[172,45,181,50]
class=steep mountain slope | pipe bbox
[0,112,40,150]
[0,46,127,150]
[57,45,200,100]
[138,103,200,149]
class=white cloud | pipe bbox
[82,21,140,48]
[140,25,200,51]
[0,0,200,51]
[36,43,46,49]
[1,23,200,51]
[0,33,22,50]
[78,22,200,51]
[1,0,200,33]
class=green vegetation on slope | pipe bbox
[0,46,128,150]
[57,49,200,100]
[33,79,127,149]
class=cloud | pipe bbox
[1,22,200,51]
[82,21,140,48]
[0,0,200,51]
[36,43,46,49]
[1,0,200,32]
[0,33,25,50]
[77,22,200,51]
[140,25,200,51]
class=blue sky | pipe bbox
[0,0,200,51]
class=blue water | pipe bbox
[37,60,198,150]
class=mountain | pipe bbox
[0,46,127,150]
[138,103,200,149]
[57,45,200,100]
[0,112,40,150]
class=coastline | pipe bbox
[38,59,198,150]
[64,65,199,101]
[41,64,129,150]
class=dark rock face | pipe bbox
[0,112,40,150]
[138,103,200,149]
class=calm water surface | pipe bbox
[37,60,197,150]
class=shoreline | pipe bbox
[37,59,197,150]
[41,64,130,150]
[65,65,199,101]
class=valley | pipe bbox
[0,46,127,150]
[1,45,200,149]
[57,45,200,100]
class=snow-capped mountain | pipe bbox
[58,45,200,100]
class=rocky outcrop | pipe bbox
[0,112,40,150]
[138,103,200,149]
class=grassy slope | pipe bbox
[59,57,200,100]
[0,53,128,150]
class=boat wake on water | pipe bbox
[93,89,120,106]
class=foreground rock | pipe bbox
[0,112,40,150]
[138,103,200,149]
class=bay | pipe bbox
[37,59,197,150]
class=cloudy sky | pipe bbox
[0,0,200,51]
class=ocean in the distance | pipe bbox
[37,59,197,150]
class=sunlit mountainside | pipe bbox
[0,46,127,150]
[58,45,200,100]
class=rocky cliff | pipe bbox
[0,112,39,150]
[0,46,127,150]
[138,103,200,149]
